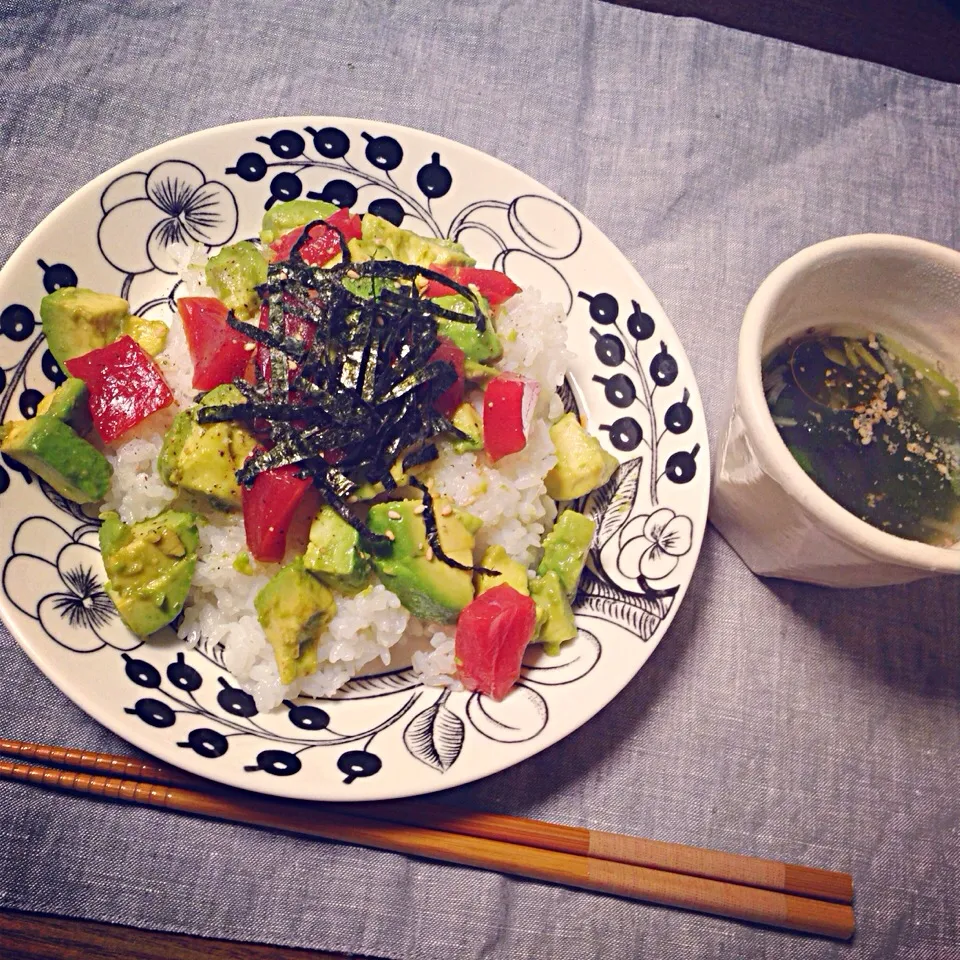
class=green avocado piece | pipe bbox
[204,241,268,322]
[453,507,483,536]
[40,287,129,369]
[537,509,596,597]
[545,412,619,501]
[355,215,475,268]
[36,378,91,434]
[40,288,166,368]
[99,509,199,636]
[450,402,483,453]
[349,456,431,501]
[341,274,401,299]
[260,199,339,245]
[304,505,371,594]
[345,237,391,263]
[0,415,111,503]
[476,544,529,595]
[463,359,499,382]
[368,498,475,622]
[431,295,502,364]
[122,315,168,356]
[530,570,578,654]
[157,383,256,510]
[254,557,336,684]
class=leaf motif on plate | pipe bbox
[579,568,672,612]
[403,695,465,771]
[335,668,423,699]
[522,629,601,685]
[577,595,667,640]
[38,478,102,529]
[465,685,548,743]
[557,377,581,418]
[587,455,644,550]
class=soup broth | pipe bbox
[763,330,960,547]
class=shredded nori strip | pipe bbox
[402,444,439,471]
[200,232,491,570]
[224,314,308,358]
[409,478,499,576]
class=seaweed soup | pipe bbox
[763,328,960,547]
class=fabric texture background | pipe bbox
[1,1,958,957]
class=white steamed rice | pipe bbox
[105,248,574,709]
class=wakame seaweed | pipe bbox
[200,236,487,567]
[764,330,960,546]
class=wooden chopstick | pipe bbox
[0,737,854,905]
[0,754,854,940]
[0,739,854,938]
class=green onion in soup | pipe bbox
[762,330,960,546]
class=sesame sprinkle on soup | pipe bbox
[763,330,960,546]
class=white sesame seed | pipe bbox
[384,529,395,541]
[387,509,402,520]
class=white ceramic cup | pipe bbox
[711,234,960,588]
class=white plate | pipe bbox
[0,118,709,800]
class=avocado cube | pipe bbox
[100,509,199,636]
[450,402,483,453]
[341,274,401,299]
[346,237,384,264]
[476,544,529,595]
[260,198,339,244]
[157,383,256,510]
[304,505,371,594]
[36,378,92,434]
[368,498,475,623]
[453,507,483,536]
[350,456,432,502]
[358,215,475,268]
[204,241,268,322]
[1,415,111,503]
[530,570,578,654]
[432,295,502,364]
[40,287,129,369]
[463,359,499,382]
[545,412,619,501]
[254,557,336,684]
[122,315,168,356]
[537,509,596,598]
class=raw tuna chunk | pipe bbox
[455,584,537,700]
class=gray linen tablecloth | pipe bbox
[1,1,959,957]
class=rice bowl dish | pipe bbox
[3,202,615,710]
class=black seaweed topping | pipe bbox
[200,230,490,568]
[224,314,308,358]
[402,443,439,471]
[409,478,499,576]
